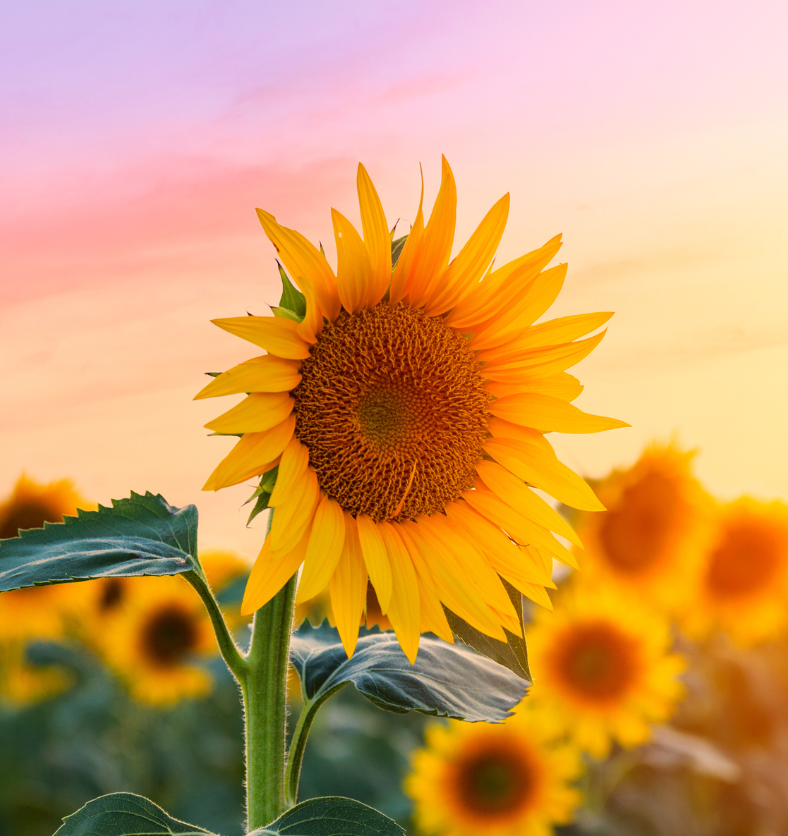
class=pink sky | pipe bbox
[2,0,787,555]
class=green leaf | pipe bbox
[0,492,199,593]
[277,261,307,319]
[443,576,532,681]
[250,797,403,836]
[54,792,216,835]
[290,620,527,722]
[390,236,407,270]
[245,467,279,525]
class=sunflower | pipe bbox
[100,575,216,706]
[528,580,685,759]
[405,701,582,836]
[576,443,710,612]
[0,639,71,706]
[681,498,788,645]
[198,158,626,661]
[0,474,94,641]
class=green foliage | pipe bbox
[0,493,199,594]
[443,577,532,682]
[390,236,407,270]
[290,621,526,722]
[249,797,403,836]
[245,469,279,526]
[54,793,215,835]
[277,262,307,319]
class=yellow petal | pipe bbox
[484,373,584,402]
[329,512,368,657]
[202,415,295,491]
[379,523,421,663]
[520,582,553,610]
[256,209,340,323]
[355,514,393,613]
[483,436,604,512]
[424,193,509,316]
[389,166,425,305]
[212,316,312,360]
[407,156,456,307]
[487,417,549,447]
[357,163,391,308]
[267,438,309,507]
[296,496,346,604]
[195,355,302,399]
[476,311,613,361]
[446,501,554,588]
[268,468,320,554]
[426,515,519,625]
[204,392,294,434]
[396,524,454,643]
[445,234,562,329]
[241,525,310,615]
[402,521,507,640]
[468,263,568,350]
[482,331,607,380]
[465,487,578,569]
[332,208,370,315]
[474,460,582,547]
[489,392,629,434]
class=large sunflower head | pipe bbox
[528,580,685,759]
[405,701,582,836]
[197,158,627,661]
[681,498,788,645]
[576,442,711,611]
[100,576,216,706]
[0,474,93,641]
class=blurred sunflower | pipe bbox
[100,576,216,706]
[528,581,685,759]
[198,158,626,660]
[405,702,582,836]
[0,474,94,641]
[0,639,71,706]
[576,443,710,611]
[682,498,788,645]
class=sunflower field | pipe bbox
[3,159,788,836]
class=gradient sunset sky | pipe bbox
[2,0,787,555]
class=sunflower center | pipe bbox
[141,605,199,667]
[705,519,783,599]
[598,471,683,575]
[553,621,639,702]
[448,740,536,822]
[98,578,126,612]
[293,303,489,522]
[0,499,61,539]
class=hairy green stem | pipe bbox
[284,690,337,807]
[242,571,298,831]
[185,570,248,682]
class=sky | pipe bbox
[2,0,787,557]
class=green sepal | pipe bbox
[290,620,527,721]
[245,467,279,526]
[54,792,216,835]
[204,371,222,378]
[443,576,533,681]
[390,235,408,270]
[277,260,307,319]
[249,796,403,836]
[0,492,199,594]
[272,306,303,322]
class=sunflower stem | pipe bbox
[284,691,333,807]
[185,570,248,682]
[241,557,297,831]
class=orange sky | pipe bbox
[2,1,787,556]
